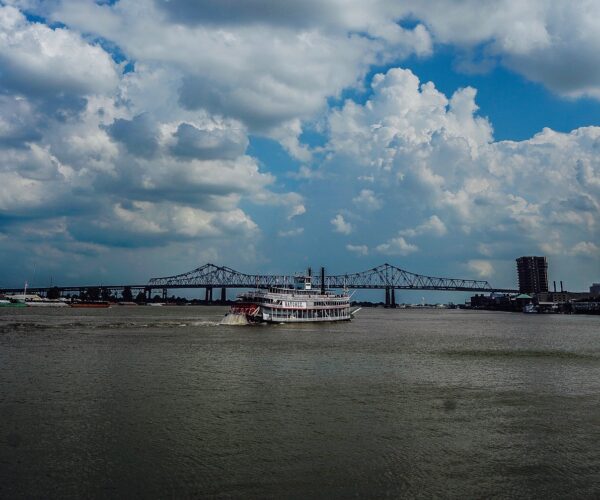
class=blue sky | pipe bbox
[0,0,598,299]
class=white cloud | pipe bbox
[278,227,304,238]
[0,6,304,260]
[1,1,599,290]
[346,244,369,256]
[72,201,259,247]
[323,67,599,284]
[570,241,599,257]
[0,6,119,98]
[399,215,447,237]
[254,191,306,220]
[467,259,494,278]
[331,214,353,234]
[402,1,600,100]
[376,236,418,256]
[327,68,493,173]
[39,0,431,137]
[352,189,382,211]
[288,165,324,180]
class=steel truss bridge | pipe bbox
[148,263,501,291]
[1,263,517,304]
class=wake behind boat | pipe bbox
[222,268,358,324]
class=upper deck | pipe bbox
[238,267,351,304]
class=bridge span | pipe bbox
[1,263,518,304]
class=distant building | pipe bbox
[591,283,600,296]
[537,291,588,303]
[516,256,548,294]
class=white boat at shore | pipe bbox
[8,294,70,307]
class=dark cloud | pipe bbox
[154,0,338,28]
[106,114,159,158]
[178,76,301,131]
[0,126,41,149]
[170,123,247,160]
[68,221,167,248]
[505,46,600,97]
[0,93,68,148]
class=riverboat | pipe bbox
[223,268,356,324]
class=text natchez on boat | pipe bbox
[223,268,359,324]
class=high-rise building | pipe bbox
[516,256,549,294]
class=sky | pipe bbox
[0,0,599,300]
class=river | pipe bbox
[1,306,599,498]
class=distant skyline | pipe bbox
[0,0,598,297]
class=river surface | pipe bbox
[1,306,599,498]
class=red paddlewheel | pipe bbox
[231,303,261,316]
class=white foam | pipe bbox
[219,313,249,326]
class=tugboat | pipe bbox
[222,268,355,324]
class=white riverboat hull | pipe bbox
[260,309,351,323]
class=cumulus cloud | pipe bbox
[13,0,600,114]
[253,191,306,220]
[0,4,308,277]
[0,144,78,216]
[70,201,259,248]
[399,215,447,237]
[402,1,600,100]
[331,214,353,234]
[0,6,119,98]
[0,95,42,148]
[107,114,160,159]
[353,189,382,211]
[170,122,248,160]
[1,0,599,290]
[467,259,494,278]
[346,244,369,256]
[328,68,493,172]
[376,236,418,256]
[24,0,433,155]
[323,67,599,284]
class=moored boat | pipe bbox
[0,298,27,308]
[7,294,69,307]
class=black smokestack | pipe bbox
[307,267,312,277]
[321,267,325,294]
[560,281,564,292]
[553,281,556,292]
